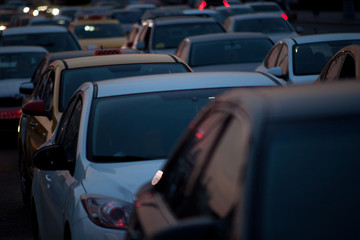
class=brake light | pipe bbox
[0,108,22,120]
[281,13,288,20]
[95,49,121,55]
[223,0,230,7]
[198,1,207,10]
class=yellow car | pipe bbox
[17,51,192,206]
[69,18,127,49]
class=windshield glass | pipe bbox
[88,88,234,162]
[59,63,190,111]
[74,23,125,38]
[293,40,360,75]
[152,22,225,50]
[257,115,360,239]
[0,32,81,52]
[234,18,293,33]
[0,52,46,80]
[190,38,273,67]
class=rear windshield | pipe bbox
[0,32,82,52]
[234,18,293,33]
[152,22,225,50]
[59,63,190,111]
[73,23,126,39]
[257,115,360,239]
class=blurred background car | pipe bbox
[127,80,360,240]
[0,25,83,52]
[0,46,47,135]
[27,15,72,28]
[244,1,288,19]
[176,32,274,72]
[192,0,242,10]
[315,44,360,82]
[0,9,16,31]
[256,33,360,84]
[131,15,226,54]
[215,4,254,23]
[110,8,143,36]
[30,70,283,240]
[18,53,192,207]
[69,18,127,49]
[223,13,301,43]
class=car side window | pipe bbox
[181,113,250,219]
[56,95,82,172]
[323,53,347,81]
[277,44,288,76]
[41,71,55,111]
[160,111,227,216]
[35,70,50,100]
[264,43,282,68]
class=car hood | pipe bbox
[0,78,28,97]
[82,159,166,202]
[192,62,261,72]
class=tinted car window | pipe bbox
[258,116,360,239]
[59,63,190,111]
[234,18,293,33]
[73,23,126,38]
[152,22,225,50]
[0,32,81,52]
[88,88,236,162]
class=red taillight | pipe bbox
[281,13,288,20]
[0,108,22,120]
[223,0,230,7]
[95,49,121,55]
[198,1,207,10]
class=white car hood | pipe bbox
[0,78,29,97]
[82,159,166,202]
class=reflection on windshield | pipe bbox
[88,89,229,162]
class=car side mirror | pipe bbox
[136,41,145,51]
[22,100,51,119]
[19,82,34,95]
[146,217,218,240]
[32,144,68,171]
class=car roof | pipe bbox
[218,80,360,121]
[285,33,360,44]
[92,71,282,98]
[184,32,271,42]
[59,54,185,69]
[1,25,69,35]
[229,12,285,20]
[0,45,48,53]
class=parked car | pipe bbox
[30,70,283,240]
[176,32,273,72]
[0,25,82,52]
[18,53,192,207]
[315,44,360,82]
[131,16,226,54]
[256,33,360,84]
[127,80,360,240]
[69,18,127,50]
[215,5,254,22]
[0,46,48,134]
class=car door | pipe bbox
[25,69,55,170]
[36,95,82,239]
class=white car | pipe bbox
[256,33,360,84]
[223,13,300,43]
[30,71,283,240]
[176,32,274,72]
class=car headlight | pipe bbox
[81,194,132,229]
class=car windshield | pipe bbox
[293,40,360,75]
[30,19,70,27]
[258,115,360,239]
[74,23,126,38]
[234,18,293,33]
[0,52,46,80]
[112,11,143,24]
[88,88,234,162]
[0,32,81,52]
[59,63,190,111]
[189,38,273,67]
[250,5,282,12]
[152,22,225,50]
